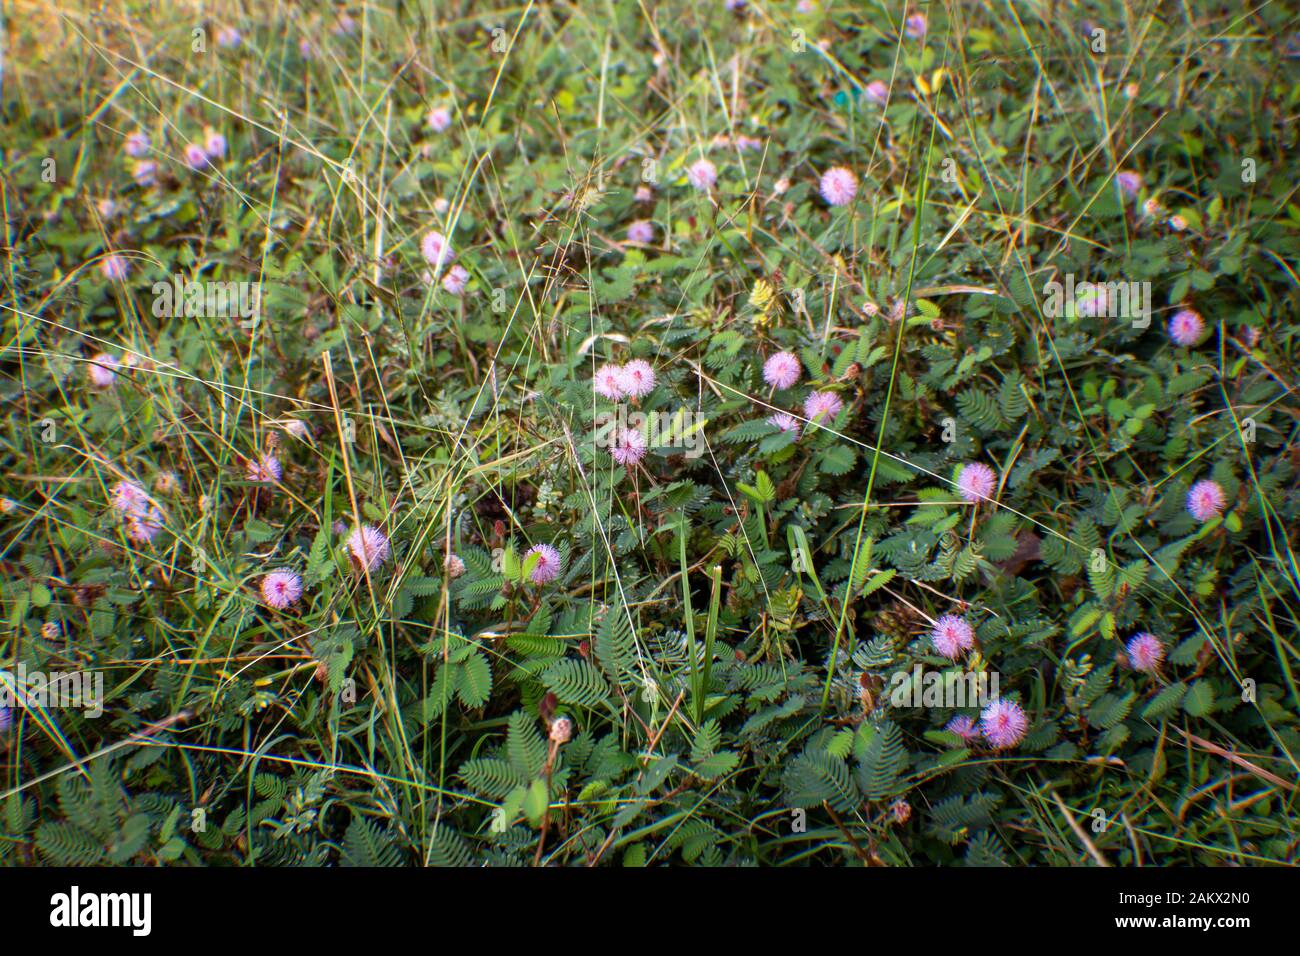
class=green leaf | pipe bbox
[1086,691,1134,729]
[341,815,401,866]
[816,444,856,475]
[856,719,906,800]
[506,711,548,778]
[1183,680,1215,717]
[859,568,896,598]
[692,751,740,780]
[691,719,722,761]
[738,470,776,504]
[456,650,492,708]
[523,779,549,827]
[782,750,859,812]
[305,524,333,586]
[542,659,611,709]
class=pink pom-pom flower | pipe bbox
[99,254,130,281]
[763,351,801,390]
[819,166,858,207]
[626,220,655,244]
[204,128,227,160]
[945,714,981,743]
[348,524,391,572]
[929,613,975,659]
[183,143,210,170]
[441,265,469,295]
[980,699,1028,749]
[687,158,717,191]
[426,106,452,132]
[1168,308,1204,346]
[245,454,282,484]
[110,480,149,514]
[864,80,889,106]
[124,131,150,157]
[133,160,157,186]
[890,799,912,824]
[803,390,843,425]
[421,230,454,274]
[524,543,563,584]
[1075,286,1108,318]
[767,412,801,437]
[1126,632,1165,673]
[1116,171,1141,199]
[549,715,574,743]
[111,480,164,543]
[618,360,656,399]
[957,462,997,503]
[611,429,647,467]
[124,506,164,544]
[1186,479,1226,522]
[88,353,119,388]
[261,570,303,609]
[593,363,625,400]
